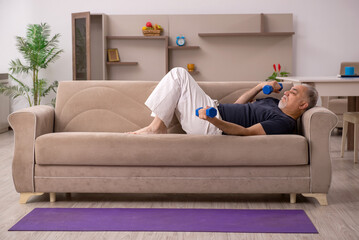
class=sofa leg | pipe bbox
[302,193,328,206]
[19,193,44,204]
[290,193,296,203]
[49,192,56,203]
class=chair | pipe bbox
[324,96,348,128]
[341,112,359,163]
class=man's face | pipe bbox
[278,85,309,112]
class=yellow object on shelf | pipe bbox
[187,63,195,72]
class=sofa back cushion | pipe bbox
[55,81,292,133]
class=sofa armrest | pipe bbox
[300,106,338,193]
[8,105,54,192]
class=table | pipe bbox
[277,76,359,150]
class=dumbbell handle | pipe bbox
[263,83,283,95]
[195,107,217,118]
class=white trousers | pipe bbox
[145,67,222,135]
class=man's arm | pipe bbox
[197,108,266,135]
[234,81,281,104]
[207,117,266,136]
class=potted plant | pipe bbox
[0,23,63,107]
[267,64,290,82]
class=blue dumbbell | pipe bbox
[195,107,217,118]
[263,83,283,95]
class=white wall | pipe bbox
[1,0,359,111]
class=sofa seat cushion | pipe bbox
[35,132,308,166]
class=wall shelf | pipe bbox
[106,62,138,65]
[168,46,200,50]
[107,36,168,40]
[189,71,200,75]
[198,32,295,37]
[106,35,168,75]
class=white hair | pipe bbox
[302,84,318,110]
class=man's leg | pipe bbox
[130,116,167,134]
[132,67,221,135]
[130,68,183,134]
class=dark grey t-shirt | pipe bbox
[218,97,296,135]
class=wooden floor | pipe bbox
[0,130,358,240]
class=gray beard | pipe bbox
[278,100,287,109]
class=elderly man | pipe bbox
[131,67,318,136]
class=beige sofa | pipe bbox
[8,81,337,205]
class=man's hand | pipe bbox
[260,81,282,93]
[197,106,211,120]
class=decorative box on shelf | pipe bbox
[142,30,161,36]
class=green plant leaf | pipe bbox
[9,74,30,91]
[9,59,31,75]
[42,49,64,68]
[0,83,24,99]
[280,71,290,77]
[43,80,58,96]
[51,97,57,107]
[266,72,278,81]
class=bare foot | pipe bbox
[127,116,168,134]
[127,126,167,134]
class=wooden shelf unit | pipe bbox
[106,36,168,40]
[106,35,169,74]
[198,32,295,37]
[188,71,200,75]
[198,13,294,38]
[106,36,200,75]
[72,13,294,81]
[168,46,200,50]
[106,62,138,65]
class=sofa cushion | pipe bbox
[35,132,308,166]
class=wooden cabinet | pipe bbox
[72,12,106,80]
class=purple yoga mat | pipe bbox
[9,208,318,233]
